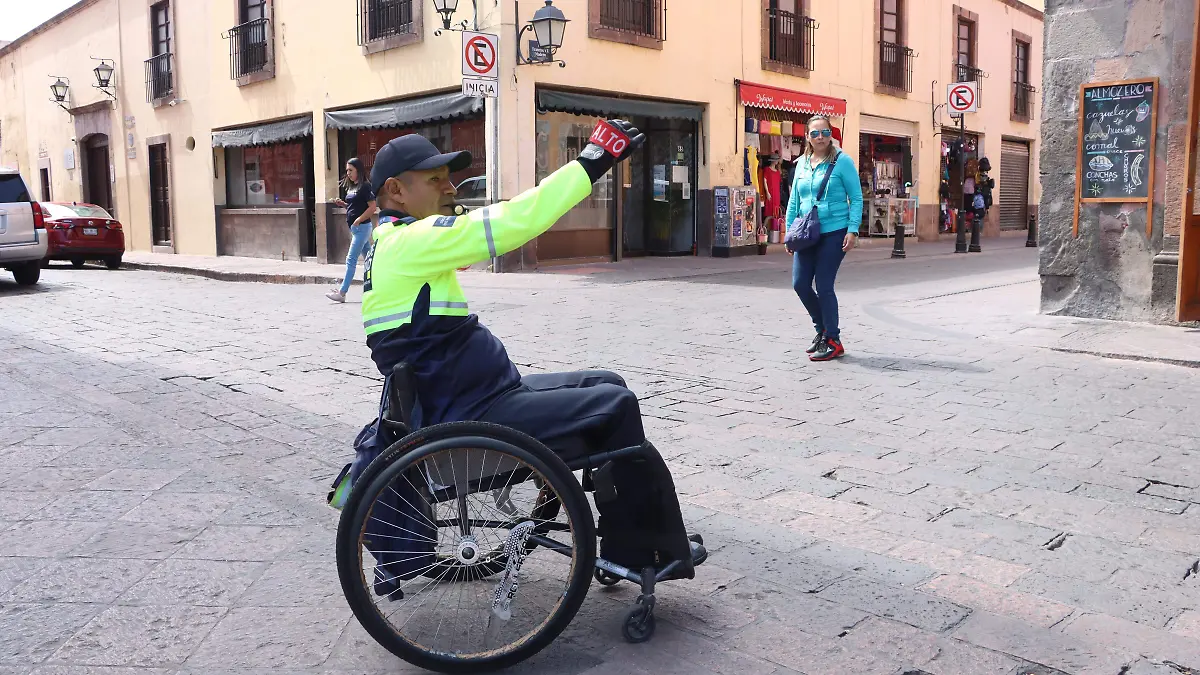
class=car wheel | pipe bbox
[13,262,40,286]
[105,255,122,271]
[71,258,85,268]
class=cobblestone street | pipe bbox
[3,239,1200,674]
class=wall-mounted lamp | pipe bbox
[91,57,117,100]
[49,76,71,111]
[516,0,568,67]
[432,0,473,35]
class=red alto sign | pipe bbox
[739,81,847,117]
[589,120,631,157]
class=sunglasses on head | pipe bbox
[808,129,833,139]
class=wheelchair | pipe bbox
[334,363,708,674]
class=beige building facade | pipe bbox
[0,0,1043,269]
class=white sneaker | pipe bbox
[326,290,346,303]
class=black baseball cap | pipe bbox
[370,134,473,194]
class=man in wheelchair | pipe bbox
[353,120,705,589]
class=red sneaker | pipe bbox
[810,337,845,361]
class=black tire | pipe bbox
[336,421,596,674]
[621,604,655,643]
[104,256,121,270]
[12,262,40,286]
[71,258,85,268]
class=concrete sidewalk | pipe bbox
[122,230,1031,285]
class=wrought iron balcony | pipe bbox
[358,0,414,44]
[768,9,816,71]
[879,41,915,92]
[225,17,271,80]
[144,52,173,102]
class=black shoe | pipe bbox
[806,334,825,354]
[810,337,846,362]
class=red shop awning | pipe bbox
[738,81,846,117]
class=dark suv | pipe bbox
[0,168,48,286]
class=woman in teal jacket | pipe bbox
[784,115,864,361]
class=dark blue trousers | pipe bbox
[792,228,848,341]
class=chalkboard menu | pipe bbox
[1077,78,1158,203]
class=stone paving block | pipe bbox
[0,521,107,557]
[0,468,109,493]
[814,575,972,633]
[1011,571,1185,628]
[890,541,1029,587]
[1,558,157,604]
[70,521,200,559]
[690,512,816,553]
[783,511,910,554]
[830,467,930,495]
[921,637,1032,675]
[935,508,1061,547]
[1171,610,1200,641]
[83,468,188,492]
[1015,504,1152,543]
[235,560,345,608]
[0,602,103,665]
[117,492,239,527]
[713,544,844,593]
[1061,532,1198,579]
[794,540,938,587]
[866,512,994,550]
[1071,482,1189,515]
[898,466,1005,494]
[919,574,1073,628]
[726,618,892,674]
[765,490,880,522]
[118,559,268,607]
[1063,612,1200,669]
[0,492,57,521]
[51,605,227,667]
[969,466,1081,493]
[0,559,44,597]
[836,485,947,520]
[717,577,867,638]
[914,485,1029,518]
[0,444,71,467]
[186,606,351,668]
[950,610,1133,675]
[173,525,307,561]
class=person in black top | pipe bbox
[327,157,377,303]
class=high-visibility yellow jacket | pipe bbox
[361,159,594,425]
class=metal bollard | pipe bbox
[891,223,906,258]
[954,209,968,253]
[968,213,982,252]
[1026,213,1037,247]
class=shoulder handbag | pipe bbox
[785,152,839,253]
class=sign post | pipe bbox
[948,81,979,253]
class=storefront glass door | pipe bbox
[624,118,696,256]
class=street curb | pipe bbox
[1049,347,1200,369]
[121,261,360,286]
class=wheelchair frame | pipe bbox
[335,362,705,672]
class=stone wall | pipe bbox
[1039,0,1188,323]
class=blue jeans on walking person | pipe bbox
[791,227,848,341]
[340,222,372,295]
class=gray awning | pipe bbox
[537,89,703,122]
[211,115,313,148]
[324,92,484,130]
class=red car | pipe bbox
[40,202,125,269]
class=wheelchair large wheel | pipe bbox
[336,422,596,674]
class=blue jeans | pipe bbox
[340,222,372,295]
[791,228,847,341]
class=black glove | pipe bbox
[576,119,646,183]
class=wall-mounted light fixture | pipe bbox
[49,76,71,111]
[91,57,117,100]
[516,0,568,67]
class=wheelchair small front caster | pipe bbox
[622,603,655,643]
[595,569,622,587]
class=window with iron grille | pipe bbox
[358,0,414,44]
[225,0,271,80]
[767,0,815,72]
[878,0,912,92]
[145,1,173,101]
[1013,39,1034,119]
[598,0,664,40]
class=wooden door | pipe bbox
[1179,2,1200,321]
[85,138,113,214]
[149,144,171,245]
